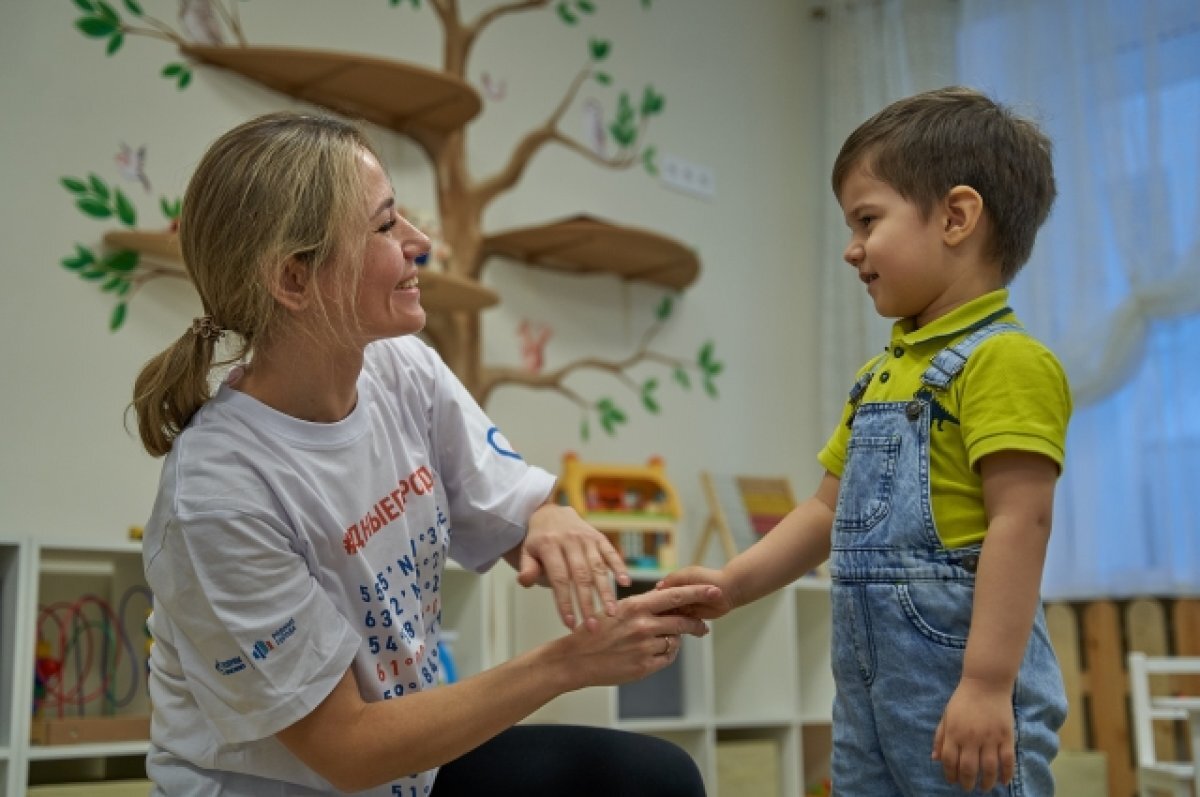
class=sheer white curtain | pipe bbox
[957,0,1200,597]
[815,0,962,427]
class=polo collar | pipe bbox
[890,290,1014,347]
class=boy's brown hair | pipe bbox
[832,86,1055,284]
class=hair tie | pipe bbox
[189,316,226,341]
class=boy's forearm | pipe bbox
[723,473,838,608]
[961,514,1051,688]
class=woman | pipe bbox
[132,111,714,797]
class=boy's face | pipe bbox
[837,165,966,328]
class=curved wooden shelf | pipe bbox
[103,230,498,312]
[483,215,700,289]
[181,45,482,134]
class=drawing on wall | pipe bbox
[59,149,184,331]
[65,0,722,440]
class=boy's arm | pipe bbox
[658,471,839,615]
[933,450,1058,792]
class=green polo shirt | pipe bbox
[818,290,1072,549]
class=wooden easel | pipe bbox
[691,471,797,565]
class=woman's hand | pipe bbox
[507,503,631,628]
[559,583,721,689]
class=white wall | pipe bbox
[0,1,827,553]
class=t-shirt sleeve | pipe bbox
[144,510,360,745]
[422,346,556,572]
[958,334,1073,472]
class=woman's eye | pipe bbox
[377,218,397,234]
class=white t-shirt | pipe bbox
[142,336,556,796]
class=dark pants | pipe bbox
[431,724,707,797]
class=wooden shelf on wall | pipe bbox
[103,230,499,313]
[483,215,700,290]
[181,45,483,134]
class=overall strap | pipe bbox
[845,351,889,427]
[921,308,1022,390]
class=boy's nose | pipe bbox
[843,241,863,266]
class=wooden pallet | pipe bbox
[1047,597,1200,797]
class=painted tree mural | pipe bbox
[66,0,723,439]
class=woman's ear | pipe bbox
[270,255,314,312]
[941,185,984,247]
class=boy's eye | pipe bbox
[859,215,875,228]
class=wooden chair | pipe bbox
[1127,651,1200,797]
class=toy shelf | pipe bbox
[554,453,683,573]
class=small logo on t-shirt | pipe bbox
[251,617,297,661]
[487,426,522,460]
[214,655,247,675]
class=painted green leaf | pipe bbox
[61,254,88,271]
[122,0,143,15]
[102,275,124,292]
[114,188,136,226]
[88,174,110,200]
[73,0,97,12]
[76,16,117,38]
[576,0,596,13]
[655,295,673,321]
[704,377,718,398]
[642,146,658,176]
[673,367,690,389]
[81,265,107,280]
[593,71,611,86]
[589,38,610,61]
[698,340,714,368]
[178,70,193,89]
[640,86,665,117]
[116,278,131,296]
[61,177,88,194]
[161,63,184,77]
[610,121,635,149]
[705,361,724,377]
[641,378,660,414]
[74,244,96,264]
[94,0,120,25]
[106,31,124,55]
[110,301,128,331]
[77,197,113,218]
[105,249,139,272]
[556,2,577,25]
[160,196,181,220]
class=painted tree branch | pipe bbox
[473,62,593,208]
[478,347,692,404]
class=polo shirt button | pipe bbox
[879,371,890,383]
[905,400,923,420]
[893,346,905,357]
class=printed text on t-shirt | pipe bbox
[343,465,436,554]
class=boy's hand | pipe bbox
[931,677,1015,791]
[654,566,736,620]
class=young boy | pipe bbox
[662,86,1071,795]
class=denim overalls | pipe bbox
[828,319,1067,796]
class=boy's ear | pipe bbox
[270,255,315,312]
[941,185,984,247]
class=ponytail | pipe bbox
[130,320,226,457]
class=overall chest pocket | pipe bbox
[834,434,901,533]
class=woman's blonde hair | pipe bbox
[131,111,379,456]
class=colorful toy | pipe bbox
[556,453,681,572]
